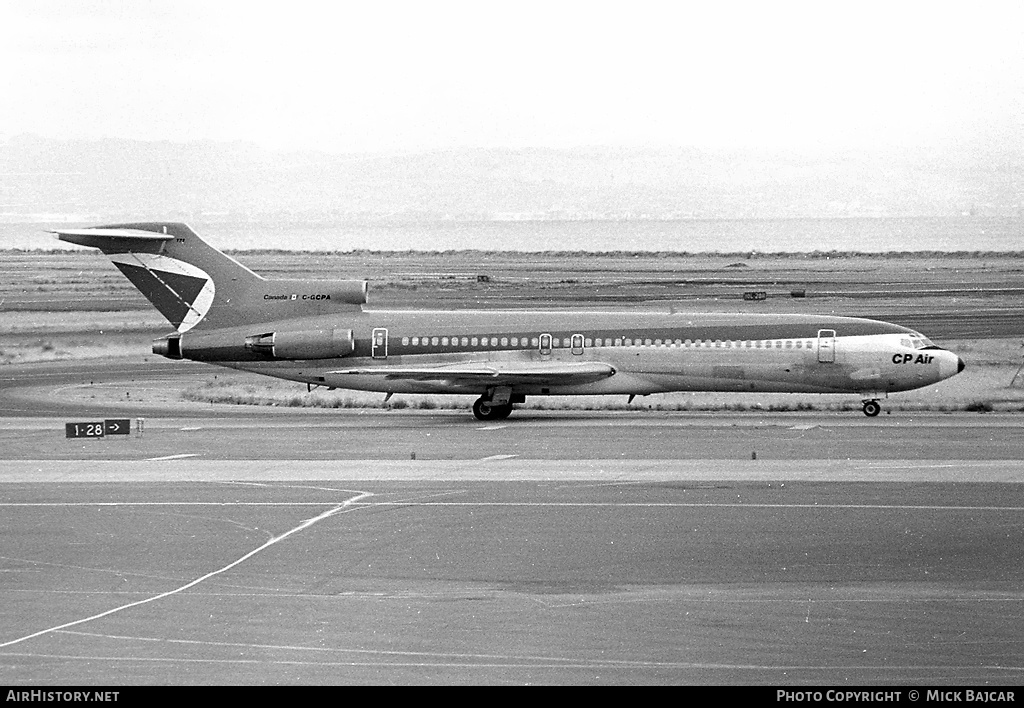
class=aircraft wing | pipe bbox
[331,361,616,387]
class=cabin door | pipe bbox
[371,328,388,359]
[571,334,585,355]
[539,333,552,355]
[817,329,836,363]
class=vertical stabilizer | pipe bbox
[52,222,368,331]
[52,222,263,332]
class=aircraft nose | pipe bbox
[939,352,965,380]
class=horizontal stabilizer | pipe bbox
[51,227,174,250]
[333,361,616,387]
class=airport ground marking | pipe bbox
[6,586,1024,604]
[0,489,373,650]
[1,500,1023,511]
[213,480,368,493]
[351,501,1024,512]
[47,629,1024,672]
[1,649,1021,674]
[54,628,724,666]
[144,453,199,461]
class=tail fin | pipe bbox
[52,222,366,332]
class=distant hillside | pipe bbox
[0,135,1020,222]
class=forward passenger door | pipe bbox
[817,329,836,363]
[372,328,388,359]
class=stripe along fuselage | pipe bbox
[54,223,964,420]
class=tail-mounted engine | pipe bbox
[243,328,355,359]
[154,326,355,361]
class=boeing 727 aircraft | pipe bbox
[53,223,965,420]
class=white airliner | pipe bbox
[53,223,965,420]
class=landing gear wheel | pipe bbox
[492,404,513,420]
[862,400,881,417]
[473,397,514,421]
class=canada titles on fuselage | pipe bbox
[264,293,334,301]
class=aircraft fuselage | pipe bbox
[167,308,963,401]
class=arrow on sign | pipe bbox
[104,419,130,436]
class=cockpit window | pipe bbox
[909,334,937,349]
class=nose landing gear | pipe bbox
[862,399,882,417]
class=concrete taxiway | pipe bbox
[0,360,1022,685]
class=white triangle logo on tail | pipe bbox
[109,252,216,332]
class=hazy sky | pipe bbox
[2,0,1022,154]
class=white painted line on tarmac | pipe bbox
[479,454,519,461]
[477,425,509,431]
[2,500,1022,511]
[0,490,373,650]
[144,454,199,461]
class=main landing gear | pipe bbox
[473,397,513,421]
[861,399,882,417]
[472,388,524,421]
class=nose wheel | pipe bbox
[473,397,513,421]
[862,400,881,417]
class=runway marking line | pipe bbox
[144,453,199,461]
[1,501,1023,512]
[47,630,1024,672]
[0,489,373,650]
[1,647,1021,674]
[478,454,519,461]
